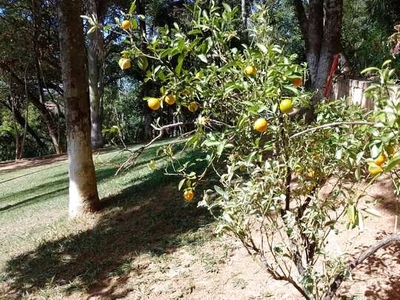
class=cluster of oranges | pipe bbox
[247,65,301,133]
[146,94,199,112]
[367,145,400,176]
[368,153,386,176]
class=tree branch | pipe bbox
[115,122,188,175]
[291,0,309,39]
[290,121,375,139]
[324,233,400,300]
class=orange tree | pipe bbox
[110,2,400,299]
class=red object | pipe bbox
[324,53,340,98]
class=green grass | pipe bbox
[0,139,216,299]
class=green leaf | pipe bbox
[197,54,208,63]
[129,1,137,15]
[364,207,382,217]
[178,179,186,190]
[87,26,97,34]
[131,19,138,29]
[222,3,232,12]
[214,185,226,197]
[186,134,199,147]
[158,70,166,82]
[355,167,361,181]
[347,204,356,224]
[382,59,392,67]
[217,142,225,157]
[137,56,148,71]
[385,154,400,172]
[256,43,268,54]
[283,85,299,95]
[361,67,379,74]
[175,54,184,75]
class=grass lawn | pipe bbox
[0,140,217,299]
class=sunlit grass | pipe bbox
[0,139,198,269]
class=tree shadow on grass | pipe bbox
[3,165,214,299]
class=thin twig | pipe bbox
[115,122,187,175]
[290,121,375,139]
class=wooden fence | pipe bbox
[330,78,399,110]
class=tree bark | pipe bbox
[1,100,47,151]
[9,96,22,160]
[87,0,105,149]
[292,0,343,94]
[0,64,65,154]
[58,0,100,217]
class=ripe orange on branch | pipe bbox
[374,153,386,166]
[183,190,194,202]
[188,101,199,112]
[118,58,131,70]
[368,164,383,176]
[147,98,161,110]
[279,99,294,114]
[292,77,303,87]
[253,118,268,133]
[121,20,131,30]
[244,65,257,76]
[164,94,176,105]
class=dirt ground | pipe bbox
[1,156,400,300]
[0,154,68,173]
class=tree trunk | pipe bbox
[87,0,105,149]
[58,0,100,217]
[293,0,343,95]
[1,100,47,151]
[10,96,22,160]
[1,65,65,154]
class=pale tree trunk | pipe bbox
[58,0,100,217]
[87,0,104,149]
[241,0,247,27]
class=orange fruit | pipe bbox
[374,153,386,166]
[292,78,302,87]
[279,99,294,114]
[188,101,199,112]
[147,98,161,110]
[118,58,131,70]
[183,190,194,202]
[121,20,131,30]
[368,164,383,176]
[253,118,268,133]
[164,94,176,105]
[244,65,257,76]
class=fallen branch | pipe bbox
[115,122,187,175]
[324,232,400,300]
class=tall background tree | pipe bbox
[58,0,101,217]
[292,0,343,94]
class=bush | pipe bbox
[112,2,400,299]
